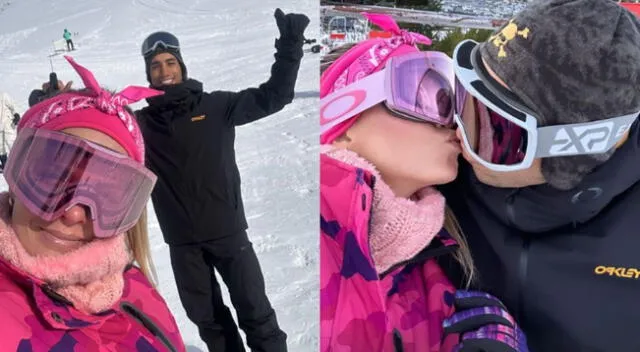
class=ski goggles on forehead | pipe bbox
[141,32,180,57]
[321,51,455,136]
[453,39,639,172]
[4,128,157,238]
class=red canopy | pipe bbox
[620,2,640,17]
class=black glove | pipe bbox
[274,8,310,42]
[48,72,60,94]
[11,113,20,127]
[443,290,529,352]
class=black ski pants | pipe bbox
[169,230,287,352]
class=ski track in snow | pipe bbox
[0,0,319,350]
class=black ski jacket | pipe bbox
[136,38,303,245]
[439,120,640,351]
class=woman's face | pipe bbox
[339,104,461,198]
[11,128,127,256]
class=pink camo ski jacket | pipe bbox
[321,154,460,352]
[0,249,186,351]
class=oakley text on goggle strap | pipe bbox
[4,128,157,238]
[453,39,638,172]
[321,51,455,135]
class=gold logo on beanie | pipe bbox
[489,19,530,58]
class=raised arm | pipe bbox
[223,8,309,126]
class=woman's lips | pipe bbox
[40,229,89,251]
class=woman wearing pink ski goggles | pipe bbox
[4,127,157,239]
[0,56,187,351]
[320,50,456,136]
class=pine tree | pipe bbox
[429,28,493,57]
[395,0,442,10]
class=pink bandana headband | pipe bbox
[320,13,432,144]
[18,56,163,163]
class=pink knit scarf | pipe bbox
[322,146,446,274]
[0,193,131,314]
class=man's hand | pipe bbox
[274,8,310,42]
[41,80,73,93]
[29,79,74,107]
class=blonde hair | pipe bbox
[322,44,475,285]
[125,208,158,285]
[443,207,475,286]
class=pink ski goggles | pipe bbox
[321,51,455,135]
[4,128,157,238]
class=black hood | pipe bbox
[141,79,204,127]
[146,79,202,108]
[148,78,202,100]
[463,120,640,233]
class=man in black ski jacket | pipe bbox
[438,1,640,351]
[136,9,309,352]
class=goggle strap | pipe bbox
[536,113,638,157]
[320,70,386,135]
[143,40,180,56]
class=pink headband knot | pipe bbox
[362,12,432,46]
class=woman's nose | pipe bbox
[60,204,90,226]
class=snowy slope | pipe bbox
[0,0,319,351]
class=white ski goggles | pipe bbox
[453,39,639,172]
